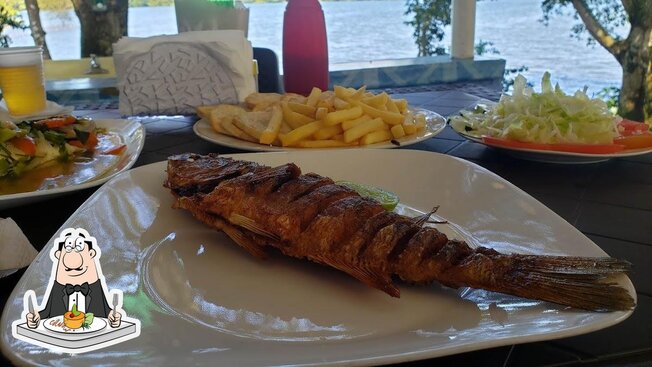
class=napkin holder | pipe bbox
[174,0,249,37]
[113,31,255,116]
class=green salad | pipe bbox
[450,72,619,145]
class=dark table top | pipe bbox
[1,90,651,366]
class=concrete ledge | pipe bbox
[329,55,505,90]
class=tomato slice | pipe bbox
[9,136,36,156]
[618,119,650,136]
[482,136,626,154]
[85,131,98,151]
[38,115,77,129]
[67,140,84,148]
[614,135,652,150]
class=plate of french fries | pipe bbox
[193,85,446,151]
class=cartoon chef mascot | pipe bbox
[25,228,121,329]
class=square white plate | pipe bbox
[0,149,635,366]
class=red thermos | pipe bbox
[282,0,329,95]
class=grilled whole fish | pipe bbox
[164,153,635,311]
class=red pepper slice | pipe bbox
[614,135,652,150]
[482,136,626,154]
[9,136,36,156]
[38,115,77,129]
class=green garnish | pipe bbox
[336,180,400,211]
[71,303,81,316]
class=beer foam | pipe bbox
[0,47,43,67]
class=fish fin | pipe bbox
[413,206,440,227]
[222,225,268,260]
[230,213,281,241]
[311,254,400,297]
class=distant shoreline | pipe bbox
[5,0,382,12]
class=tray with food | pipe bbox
[450,72,652,163]
[0,115,145,209]
[193,85,446,151]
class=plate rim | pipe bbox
[0,118,145,205]
[193,107,446,152]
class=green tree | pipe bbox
[404,0,451,56]
[0,5,27,47]
[542,0,652,124]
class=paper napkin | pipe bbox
[113,30,256,116]
[0,218,38,278]
[0,100,74,123]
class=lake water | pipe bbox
[6,0,625,93]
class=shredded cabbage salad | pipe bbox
[450,72,620,144]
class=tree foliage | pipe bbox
[0,5,27,48]
[404,0,450,56]
[542,0,652,123]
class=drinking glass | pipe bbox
[0,46,47,116]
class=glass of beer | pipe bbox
[0,46,47,116]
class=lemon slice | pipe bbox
[336,180,399,211]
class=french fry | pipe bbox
[394,98,408,114]
[259,105,283,145]
[351,100,404,125]
[343,118,384,143]
[361,130,393,145]
[280,121,292,133]
[334,85,354,100]
[362,93,389,109]
[402,115,417,134]
[314,124,343,140]
[281,120,324,147]
[306,87,322,107]
[324,106,363,126]
[341,115,372,130]
[386,98,400,113]
[333,97,351,110]
[281,101,313,129]
[296,139,352,148]
[315,107,329,120]
[390,124,406,139]
[288,102,317,118]
[349,85,367,101]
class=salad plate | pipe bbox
[193,108,446,151]
[0,119,145,210]
[450,73,652,164]
[0,149,634,366]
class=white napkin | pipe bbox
[0,99,74,123]
[0,218,38,278]
[113,30,256,116]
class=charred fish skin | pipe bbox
[165,153,635,312]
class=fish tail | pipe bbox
[438,248,636,311]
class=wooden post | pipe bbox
[451,0,476,59]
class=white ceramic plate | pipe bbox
[0,119,145,209]
[193,108,446,151]
[42,316,107,334]
[456,131,652,164]
[0,150,635,366]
